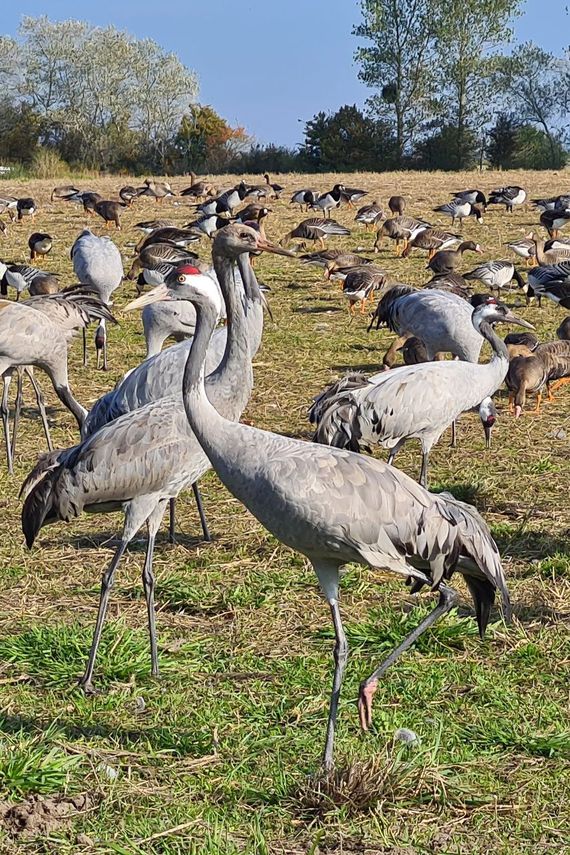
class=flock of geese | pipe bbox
[1,173,569,770]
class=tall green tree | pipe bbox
[353,0,437,166]
[301,105,397,171]
[494,43,566,167]
[432,0,522,168]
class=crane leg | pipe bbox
[82,328,88,367]
[168,497,176,545]
[1,373,13,475]
[11,368,24,463]
[142,501,167,679]
[27,368,53,451]
[450,420,457,448]
[322,598,348,771]
[78,538,128,694]
[192,482,211,542]
[358,584,459,731]
[419,451,429,488]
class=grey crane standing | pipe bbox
[0,299,92,471]
[21,227,291,693]
[313,298,533,486]
[71,229,124,367]
[137,267,511,770]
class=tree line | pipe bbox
[0,8,568,176]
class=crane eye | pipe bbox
[177,275,185,283]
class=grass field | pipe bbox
[0,170,568,854]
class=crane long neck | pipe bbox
[211,248,249,381]
[478,320,509,363]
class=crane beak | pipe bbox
[255,237,296,257]
[124,283,171,311]
[503,310,534,329]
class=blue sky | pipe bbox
[3,0,568,147]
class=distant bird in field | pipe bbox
[488,186,526,213]
[388,195,406,215]
[427,241,483,276]
[434,199,483,226]
[94,200,125,229]
[280,218,350,250]
[17,198,37,221]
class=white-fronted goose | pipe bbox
[180,172,216,200]
[401,228,461,259]
[51,185,79,202]
[427,241,483,276]
[506,233,536,265]
[507,340,570,416]
[388,195,406,215]
[355,200,384,229]
[94,200,125,229]
[119,185,141,205]
[423,272,472,299]
[0,195,18,221]
[374,216,429,254]
[280,218,350,250]
[135,227,201,254]
[140,179,175,203]
[134,219,174,233]
[342,266,387,314]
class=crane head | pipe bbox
[123,264,223,317]
[472,297,534,331]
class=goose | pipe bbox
[127,244,199,281]
[0,196,18,221]
[402,228,462,259]
[94,200,125,230]
[427,241,483,276]
[557,316,570,340]
[290,189,319,211]
[488,186,526,213]
[134,219,174,233]
[388,195,406,215]
[28,233,53,261]
[355,200,384,229]
[217,183,249,214]
[135,227,201,254]
[314,297,532,485]
[51,185,80,202]
[532,238,570,267]
[195,196,232,217]
[374,216,429,254]
[71,191,103,215]
[540,208,570,238]
[342,266,388,315]
[184,215,229,239]
[434,199,483,226]
[119,186,141,205]
[527,264,570,308]
[464,261,525,294]
[263,173,284,197]
[340,186,367,207]
[532,194,570,212]
[280,218,350,250]
[323,253,374,278]
[1,264,59,301]
[180,172,216,200]
[139,179,175,203]
[235,204,271,224]
[506,340,570,416]
[452,190,487,210]
[17,198,36,221]
[506,233,536,266]
[310,184,345,218]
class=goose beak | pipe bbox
[255,237,296,257]
[124,283,171,311]
[503,310,534,329]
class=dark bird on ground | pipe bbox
[28,233,53,261]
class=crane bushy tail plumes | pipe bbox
[430,491,511,636]
[21,463,61,548]
[309,374,369,452]
[368,285,415,332]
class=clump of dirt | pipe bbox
[0,792,97,839]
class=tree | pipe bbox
[411,124,479,170]
[301,104,397,171]
[173,105,249,173]
[486,113,519,167]
[494,43,567,168]
[432,0,522,169]
[353,0,437,166]
[2,16,198,172]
